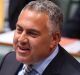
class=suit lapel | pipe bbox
[42,45,65,75]
[7,52,23,75]
[0,52,23,75]
[10,63,23,75]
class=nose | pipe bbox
[18,31,28,43]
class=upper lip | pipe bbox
[18,45,30,50]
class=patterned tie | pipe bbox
[24,65,33,75]
[18,64,39,75]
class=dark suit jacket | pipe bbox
[9,0,35,30]
[0,45,80,75]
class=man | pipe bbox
[0,0,80,75]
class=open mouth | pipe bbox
[19,46,30,51]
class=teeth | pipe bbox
[19,47,30,51]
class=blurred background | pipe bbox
[0,0,80,63]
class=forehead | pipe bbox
[19,9,48,22]
[17,9,49,29]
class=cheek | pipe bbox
[34,36,51,48]
[13,33,19,48]
[39,37,51,48]
[30,39,51,61]
[30,37,51,54]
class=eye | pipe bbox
[27,30,40,38]
[16,25,23,34]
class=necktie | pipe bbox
[18,65,39,75]
[24,65,39,75]
[24,65,33,75]
[0,0,4,32]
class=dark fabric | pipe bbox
[0,52,23,75]
[9,0,35,30]
[62,5,80,39]
[42,45,80,75]
[0,45,80,75]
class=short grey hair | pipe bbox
[22,0,63,35]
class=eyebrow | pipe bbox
[16,24,40,34]
[16,24,22,28]
[27,28,40,34]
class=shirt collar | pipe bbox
[32,46,59,74]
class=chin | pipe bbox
[16,56,23,63]
[16,53,25,63]
[16,54,32,64]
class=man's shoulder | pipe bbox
[42,45,80,75]
[2,51,16,62]
[0,51,16,67]
[59,45,80,75]
[0,51,21,75]
[60,61,80,75]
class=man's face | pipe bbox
[13,9,57,64]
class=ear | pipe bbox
[50,32,61,48]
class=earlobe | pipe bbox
[50,32,61,48]
[54,32,61,42]
[50,39,57,49]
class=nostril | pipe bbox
[20,42,26,45]
[18,38,29,46]
[18,41,27,47]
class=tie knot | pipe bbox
[26,65,33,73]
[23,64,39,75]
[23,64,33,75]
